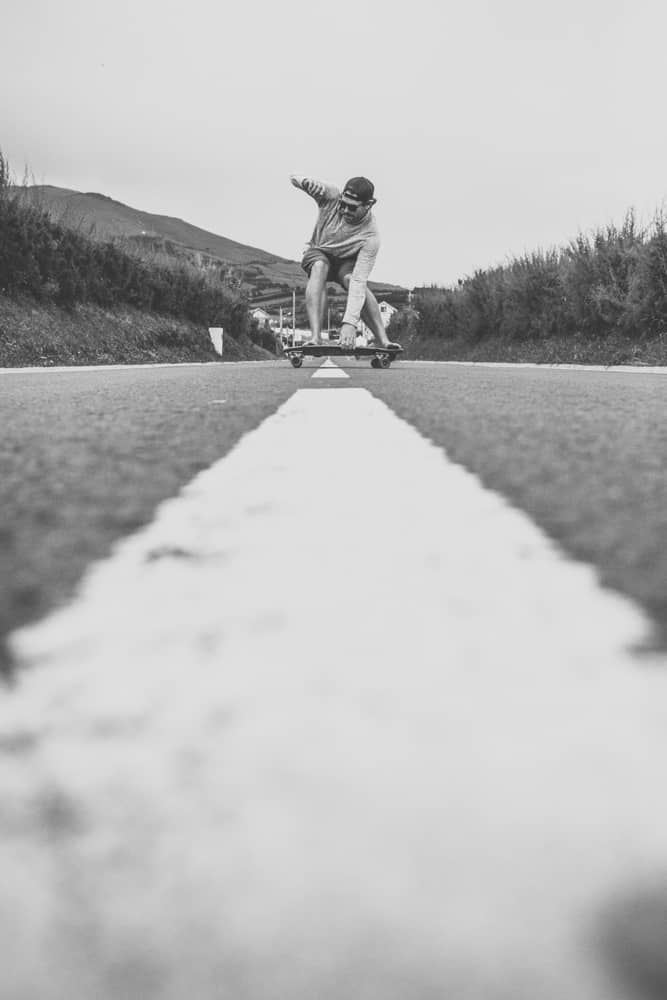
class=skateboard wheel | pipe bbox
[290,356,303,368]
[370,357,381,369]
[379,355,391,368]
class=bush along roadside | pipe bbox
[0,297,278,367]
[390,209,667,365]
[0,151,276,365]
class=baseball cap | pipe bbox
[342,176,375,203]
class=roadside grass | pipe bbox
[400,330,667,367]
[0,150,278,361]
[393,209,667,365]
[0,297,272,367]
[0,152,275,363]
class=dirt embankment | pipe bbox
[0,297,273,367]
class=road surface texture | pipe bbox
[0,358,666,999]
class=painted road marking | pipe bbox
[1,359,666,375]
[0,361,274,375]
[2,387,667,998]
[312,357,349,379]
[414,360,667,374]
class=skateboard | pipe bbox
[284,343,403,369]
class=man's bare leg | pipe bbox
[360,293,390,346]
[321,285,330,335]
[305,260,329,345]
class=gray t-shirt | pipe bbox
[291,174,380,327]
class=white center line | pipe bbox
[312,357,349,379]
[2,387,666,998]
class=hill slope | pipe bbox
[13,186,407,311]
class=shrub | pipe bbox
[411,207,665,346]
[0,150,255,343]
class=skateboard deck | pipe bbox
[284,343,403,368]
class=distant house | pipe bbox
[250,307,273,326]
[379,301,397,325]
[358,299,398,340]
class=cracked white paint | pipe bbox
[1,386,667,999]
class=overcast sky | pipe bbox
[3,0,667,288]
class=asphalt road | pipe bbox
[368,363,667,648]
[2,359,665,674]
[2,357,667,1000]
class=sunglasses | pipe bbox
[340,198,366,213]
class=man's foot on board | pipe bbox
[365,336,402,351]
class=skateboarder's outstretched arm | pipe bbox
[290,175,339,207]
[341,238,380,332]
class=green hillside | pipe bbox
[13,186,407,315]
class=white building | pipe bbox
[379,300,398,325]
[250,307,273,326]
[358,300,398,340]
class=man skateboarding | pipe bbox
[290,174,401,350]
